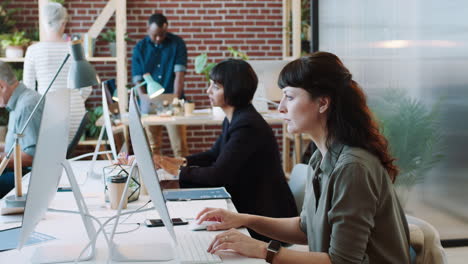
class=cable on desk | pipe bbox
[71,204,155,263]
[48,208,110,263]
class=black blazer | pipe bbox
[179,104,297,240]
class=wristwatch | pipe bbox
[265,240,281,263]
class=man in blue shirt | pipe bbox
[132,13,188,157]
[0,61,43,198]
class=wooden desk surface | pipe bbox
[97,110,283,127]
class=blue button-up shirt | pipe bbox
[131,33,187,94]
[5,82,43,157]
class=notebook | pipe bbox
[163,187,231,201]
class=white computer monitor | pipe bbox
[101,82,118,160]
[248,60,291,112]
[18,89,97,262]
[110,90,176,261]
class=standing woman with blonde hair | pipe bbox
[23,2,91,142]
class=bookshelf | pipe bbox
[0,57,118,63]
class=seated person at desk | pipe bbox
[195,53,411,263]
[0,61,43,198]
[155,59,298,241]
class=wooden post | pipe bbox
[291,0,301,59]
[14,140,22,197]
[115,0,128,114]
[282,0,290,58]
[38,0,49,41]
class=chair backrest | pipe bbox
[66,112,90,159]
[406,215,447,264]
[288,164,309,214]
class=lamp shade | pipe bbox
[68,40,100,89]
[143,73,165,99]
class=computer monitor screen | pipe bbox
[18,90,70,248]
[128,90,177,244]
[248,60,291,112]
[101,82,118,160]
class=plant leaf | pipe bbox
[194,53,208,74]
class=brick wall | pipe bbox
[9,0,285,156]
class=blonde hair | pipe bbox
[41,2,68,32]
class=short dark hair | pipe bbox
[148,13,167,27]
[209,59,258,108]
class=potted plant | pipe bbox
[369,89,444,206]
[1,31,30,58]
[194,46,249,82]
[85,106,103,139]
[0,0,21,57]
[99,29,131,57]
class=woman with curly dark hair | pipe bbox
[195,52,411,264]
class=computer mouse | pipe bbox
[188,221,220,231]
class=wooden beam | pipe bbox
[38,0,49,41]
[87,0,116,39]
[282,0,290,58]
[291,0,301,58]
[115,0,127,113]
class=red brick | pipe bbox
[203,15,223,20]
[181,3,201,8]
[71,3,92,9]
[204,3,222,8]
[236,33,255,38]
[203,28,222,33]
[183,16,202,21]
[225,15,245,20]
[193,22,213,27]
[215,22,234,26]
[236,21,255,26]
[214,34,235,38]
[183,28,202,33]
[246,3,266,8]
[203,40,223,45]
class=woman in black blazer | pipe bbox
[155,59,297,241]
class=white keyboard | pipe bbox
[176,232,223,263]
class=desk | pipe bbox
[0,161,264,263]
[98,110,283,126]
[97,111,309,174]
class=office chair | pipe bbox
[406,215,448,264]
[288,163,309,214]
[66,112,90,159]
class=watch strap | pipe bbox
[265,240,281,263]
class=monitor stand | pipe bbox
[111,243,174,262]
[29,160,98,263]
[107,163,175,262]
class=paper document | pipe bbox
[0,227,55,252]
[157,169,178,181]
[0,213,22,225]
[167,199,228,219]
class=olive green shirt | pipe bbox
[299,142,410,263]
